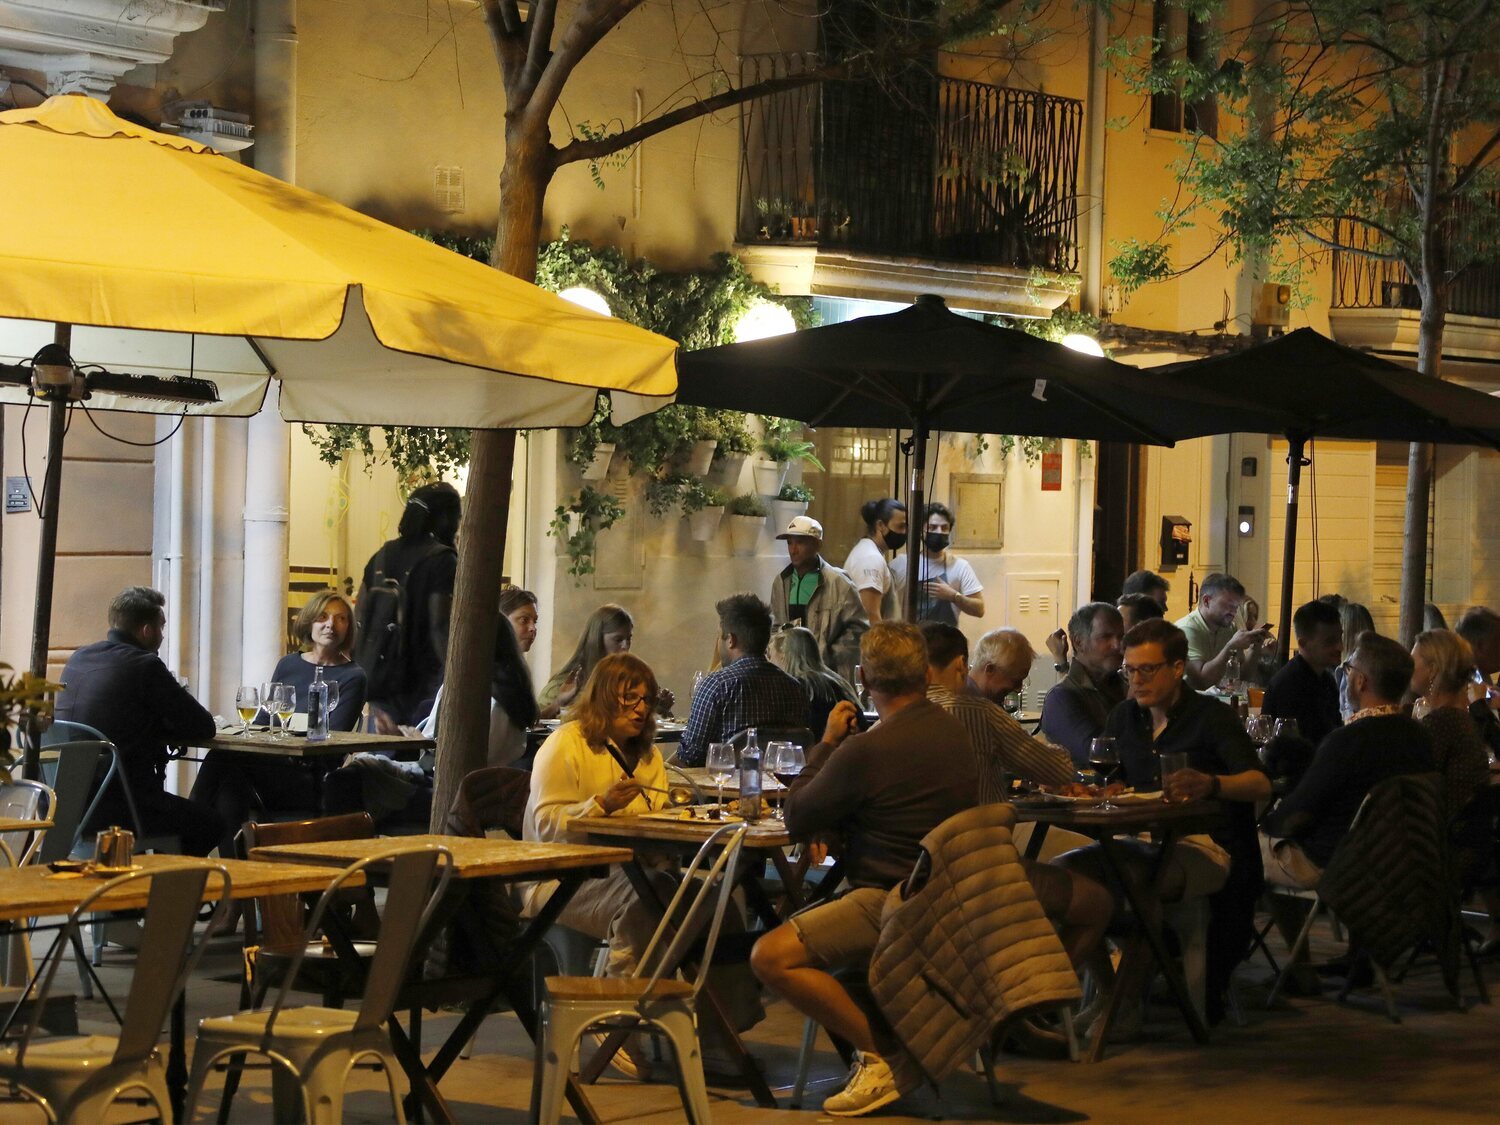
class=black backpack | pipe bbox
[355,539,454,702]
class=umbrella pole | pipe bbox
[1276,433,1309,665]
[25,324,71,780]
[906,410,928,622]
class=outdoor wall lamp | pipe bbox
[1237,505,1256,537]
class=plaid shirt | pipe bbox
[927,686,1076,800]
[677,655,809,766]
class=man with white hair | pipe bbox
[967,626,1036,705]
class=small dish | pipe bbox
[46,859,87,874]
[88,863,144,876]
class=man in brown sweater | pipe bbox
[751,622,975,1117]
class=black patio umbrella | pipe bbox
[678,294,1255,619]
[1159,328,1500,657]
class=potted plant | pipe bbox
[769,481,813,530]
[704,412,754,489]
[548,485,626,581]
[683,479,728,541]
[2,664,62,780]
[754,416,823,495]
[726,492,768,555]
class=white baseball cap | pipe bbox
[776,515,824,541]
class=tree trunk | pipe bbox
[429,129,552,831]
[1397,284,1446,648]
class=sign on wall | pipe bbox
[1041,450,1063,491]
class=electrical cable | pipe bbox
[78,400,189,447]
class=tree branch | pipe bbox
[525,0,645,125]
[520,0,560,103]
[1452,125,1500,195]
[551,67,841,168]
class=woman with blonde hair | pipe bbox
[770,625,859,736]
[1411,629,1490,819]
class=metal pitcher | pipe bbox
[93,826,134,868]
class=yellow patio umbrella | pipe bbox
[0,94,677,425]
[0,95,678,733]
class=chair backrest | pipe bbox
[635,822,747,1000]
[3,862,231,1067]
[37,741,115,865]
[261,843,453,1041]
[240,812,375,947]
[443,766,531,840]
[40,719,108,747]
[0,780,53,867]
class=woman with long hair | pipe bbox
[770,625,860,736]
[538,603,635,718]
[420,606,539,766]
[842,497,907,623]
[1336,602,1377,705]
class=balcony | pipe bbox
[1328,206,1500,365]
[735,55,1083,311]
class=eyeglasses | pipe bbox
[617,690,655,712]
[1119,662,1169,682]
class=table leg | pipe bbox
[169,989,187,1122]
[1024,821,1050,861]
[767,848,805,915]
[1091,831,1210,1060]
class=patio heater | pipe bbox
[0,331,218,777]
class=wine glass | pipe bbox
[774,743,804,814]
[1089,736,1121,811]
[706,742,735,812]
[273,683,296,739]
[1272,718,1300,742]
[235,685,260,736]
[764,742,784,820]
[1246,714,1273,747]
[323,678,340,723]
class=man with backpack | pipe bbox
[355,482,461,731]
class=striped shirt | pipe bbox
[926,685,1076,801]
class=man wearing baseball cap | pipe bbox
[769,515,868,685]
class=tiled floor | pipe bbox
[8,916,1499,1122]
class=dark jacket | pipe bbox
[1317,772,1461,996]
[56,630,215,797]
[360,533,457,723]
[1040,660,1126,765]
[1264,713,1434,869]
[1261,653,1343,747]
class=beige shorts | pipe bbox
[789,886,888,971]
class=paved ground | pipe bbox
[8,915,1500,1122]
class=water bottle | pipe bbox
[307,665,330,742]
[739,728,763,822]
[1222,650,1242,694]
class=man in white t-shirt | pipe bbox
[890,502,984,625]
[842,497,907,623]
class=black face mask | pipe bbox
[882,530,907,552]
[924,531,950,553]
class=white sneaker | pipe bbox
[589,1032,653,1081]
[822,1052,900,1117]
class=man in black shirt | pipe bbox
[1262,632,1435,886]
[1455,607,1500,759]
[1059,618,1270,1026]
[55,587,223,856]
[1261,599,1344,748]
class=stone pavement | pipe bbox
[11,918,1500,1122]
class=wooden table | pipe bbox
[0,854,356,1121]
[572,812,797,1108]
[1016,797,1222,1061]
[188,728,434,759]
[252,834,631,1124]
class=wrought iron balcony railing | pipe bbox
[1331,204,1500,321]
[737,54,1083,274]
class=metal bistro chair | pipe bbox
[41,721,183,858]
[185,843,455,1125]
[0,780,56,987]
[536,821,749,1125]
[0,862,231,1122]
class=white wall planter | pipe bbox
[728,513,766,555]
[753,459,789,496]
[768,498,808,531]
[713,451,749,489]
[688,505,725,542]
[579,442,616,480]
[684,439,717,477]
